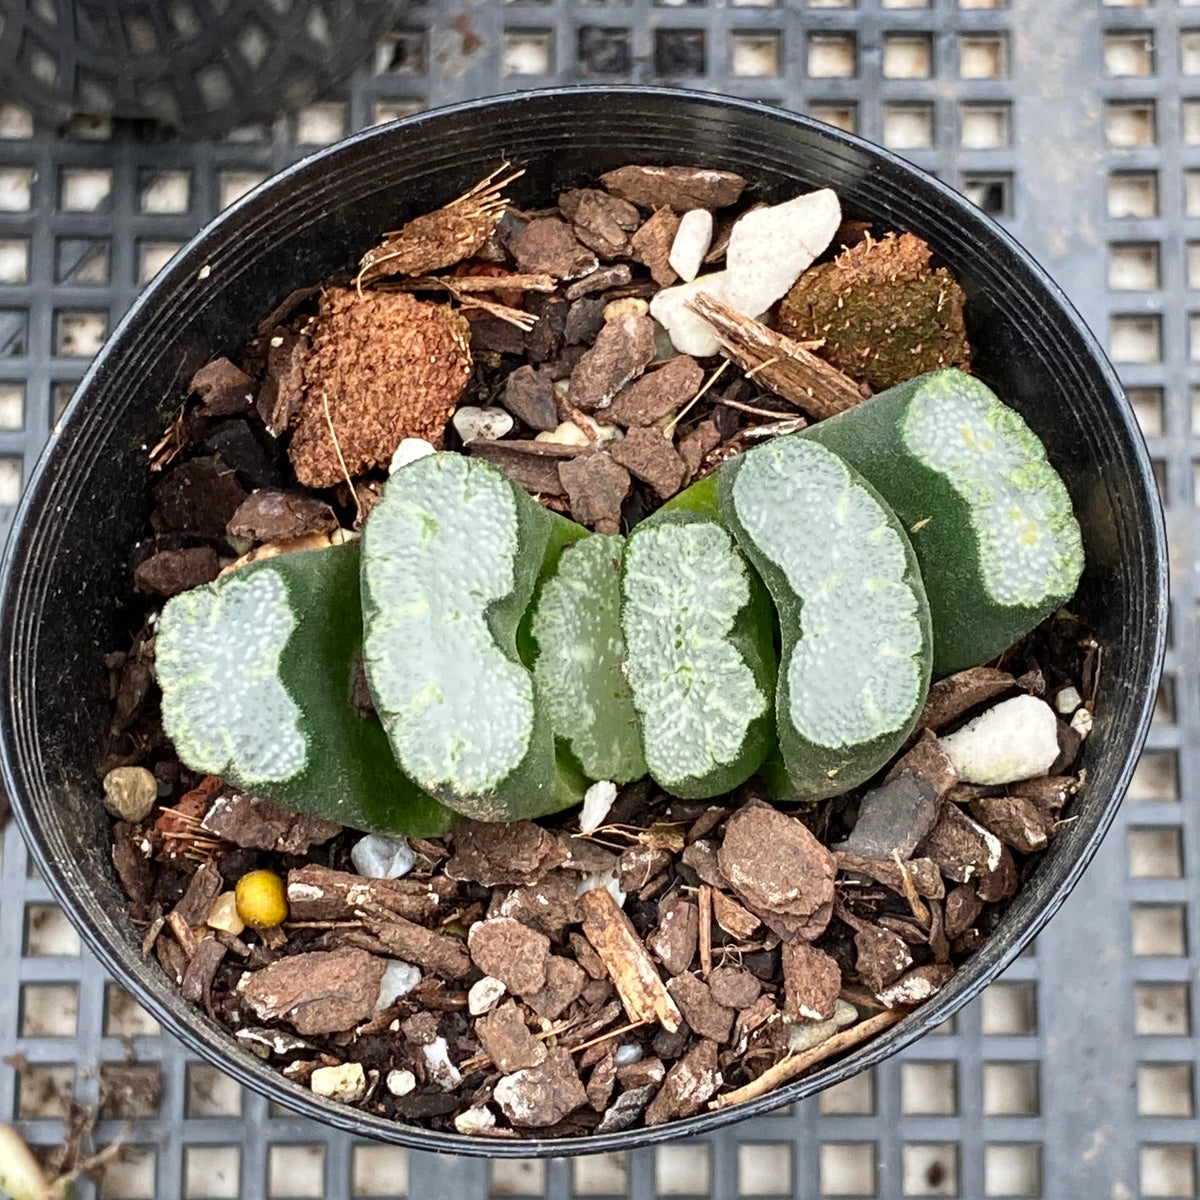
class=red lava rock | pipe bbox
[524,955,589,1021]
[918,667,1017,732]
[718,804,836,940]
[600,165,747,211]
[469,439,576,498]
[666,972,735,1042]
[152,455,249,538]
[236,949,386,1035]
[468,918,551,996]
[510,217,599,279]
[1010,774,1078,813]
[564,297,607,347]
[708,965,762,1010]
[644,1039,721,1125]
[502,365,559,432]
[201,792,340,855]
[568,313,656,411]
[943,883,984,940]
[606,355,704,427]
[489,872,581,938]
[570,932,609,981]
[837,774,943,863]
[525,294,567,365]
[558,188,641,258]
[630,207,681,288]
[976,844,1019,903]
[616,1057,666,1090]
[493,1048,588,1128]
[886,729,959,797]
[710,890,761,941]
[257,330,308,436]
[475,1000,547,1074]
[134,546,220,596]
[565,263,634,301]
[851,923,914,995]
[781,939,842,1022]
[918,804,1003,884]
[597,1084,658,1133]
[586,1048,618,1111]
[610,426,688,499]
[680,839,727,889]
[189,356,255,417]
[647,896,698,976]
[618,845,673,892]
[446,819,568,886]
[558,452,631,534]
[677,419,722,478]
[226,489,338,542]
[970,796,1052,854]
[878,963,955,1009]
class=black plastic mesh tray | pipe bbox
[0,2,1192,1197]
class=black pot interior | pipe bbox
[0,87,1166,1156]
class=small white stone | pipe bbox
[454,1105,496,1135]
[613,1042,643,1067]
[102,765,159,823]
[452,406,514,444]
[390,437,436,473]
[724,188,842,316]
[576,865,626,908]
[468,976,507,1016]
[1070,707,1093,740]
[1054,686,1082,715]
[422,1037,462,1091]
[668,208,714,283]
[197,263,211,280]
[939,694,1060,785]
[207,892,245,937]
[310,1062,367,1103]
[603,296,649,321]
[576,412,620,445]
[386,1068,416,1097]
[579,780,618,834]
[648,272,733,357]
[374,959,422,1012]
[351,833,415,880]
[535,420,592,447]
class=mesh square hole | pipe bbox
[296,102,346,145]
[1139,1064,1195,1117]
[1109,242,1160,290]
[139,240,185,284]
[731,32,781,76]
[962,173,1011,217]
[373,100,426,125]
[503,30,553,75]
[1141,1145,1197,1198]
[0,456,24,505]
[99,1064,162,1118]
[1187,171,1200,217]
[883,0,930,7]
[55,310,108,357]
[738,1143,793,1195]
[810,103,857,133]
[1132,750,1178,801]
[903,1144,958,1196]
[1110,313,1161,363]
[820,1143,877,1196]
[375,29,427,74]
[0,167,33,211]
[658,1143,711,1194]
[1135,983,1191,1036]
[960,103,1011,149]
[56,236,111,285]
[0,102,34,137]
[268,1145,326,1198]
[489,1157,543,1197]
[1132,904,1187,956]
[1128,826,1183,878]
[0,238,29,283]
[1183,100,1200,144]
[184,1146,240,1200]
[884,103,934,149]
[807,33,856,77]
[104,983,160,1036]
[352,1145,409,1196]
[982,982,1038,1036]
[959,33,1008,78]
[883,34,932,79]
[1154,676,1176,722]
[0,381,24,429]
[901,1062,957,1115]
[1108,171,1158,217]
[807,0,855,7]
[1105,30,1155,76]
[578,27,631,73]
[16,1063,75,1118]
[24,902,81,955]
[985,1144,1042,1197]
[656,29,707,75]
[1182,30,1200,74]
[220,170,267,210]
[99,1147,156,1199]
[574,1151,628,1194]
[983,1061,1040,1116]
[187,1062,243,1117]
[820,1068,875,1114]
[1106,100,1156,147]
[0,307,28,356]
[139,168,191,213]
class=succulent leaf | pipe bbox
[531,533,647,784]
[620,511,776,799]
[156,543,451,836]
[720,435,932,800]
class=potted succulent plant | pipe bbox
[0,88,1166,1155]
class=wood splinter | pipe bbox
[580,886,683,1033]
[685,292,868,421]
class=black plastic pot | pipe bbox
[0,87,1167,1156]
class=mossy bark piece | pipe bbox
[361,452,572,822]
[156,543,452,837]
[802,368,1085,677]
[531,533,647,784]
[720,436,932,801]
[620,510,776,799]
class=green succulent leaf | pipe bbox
[0,1122,51,1200]
[802,367,1085,676]
[531,533,647,784]
[720,435,932,800]
[620,510,776,799]
[362,452,583,821]
[156,543,452,836]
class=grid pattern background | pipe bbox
[0,1,1191,1196]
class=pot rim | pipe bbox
[0,84,1168,1157]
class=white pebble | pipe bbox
[454,1105,496,1135]
[1054,686,1082,715]
[648,272,733,357]
[351,833,415,880]
[668,208,714,283]
[576,865,626,909]
[102,766,159,823]
[940,694,1060,785]
[1071,707,1093,740]
[579,780,618,835]
[453,406,514,444]
[535,420,591,447]
[422,1037,462,1091]
[468,976,507,1016]
[724,188,842,316]
[786,998,858,1052]
[614,1042,643,1066]
[389,437,436,473]
[386,1068,416,1097]
[310,1062,366,1103]
[604,297,649,321]
[374,959,422,1012]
